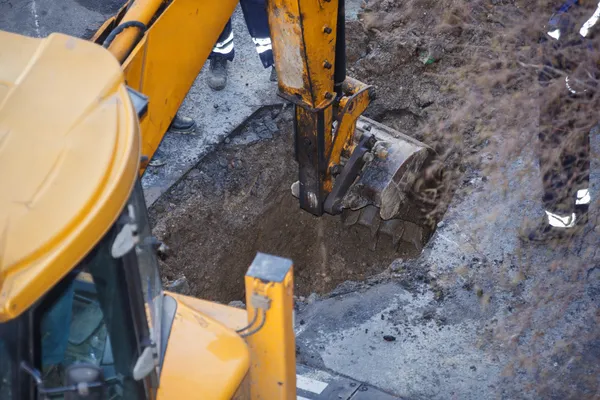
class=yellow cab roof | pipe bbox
[0,31,139,321]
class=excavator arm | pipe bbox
[92,0,442,248]
[90,0,239,173]
[268,0,442,250]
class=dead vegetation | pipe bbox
[355,0,599,397]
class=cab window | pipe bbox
[128,180,163,367]
[34,201,154,399]
[0,337,12,400]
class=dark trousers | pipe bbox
[210,0,274,68]
[538,85,591,216]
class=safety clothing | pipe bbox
[210,0,274,69]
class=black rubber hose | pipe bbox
[102,21,147,49]
[334,0,346,96]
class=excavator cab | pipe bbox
[0,181,165,399]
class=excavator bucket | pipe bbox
[342,117,438,221]
[337,117,442,253]
[266,0,444,253]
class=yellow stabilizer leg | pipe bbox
[244,253,296,400]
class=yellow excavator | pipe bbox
[0,0,440,398]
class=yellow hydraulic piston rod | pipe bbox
[105,0,164,62]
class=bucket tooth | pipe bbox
[401,220,425,253]
[358,206,380,237]
[380,219,406,250]
[357,206,381,251]
[341,208,360,226]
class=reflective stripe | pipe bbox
[545,211,576,228]
[579,2,600,37]
[212,41,234,55]
[576,188,591,205]
[252,37,272,46]
[215,31,234,48]
[548,29,561,40]
[565,76,578,94]
[256,43,273,54]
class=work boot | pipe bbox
[148,149,167,167]
[169,114,196,134]
[207,56,228,91]
[269,66,278,82]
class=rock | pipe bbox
[257,129,273,139]
[390,259,404,272]
[188,169,202,178]
[228,300,246,309]
[265,120,279,133]
[281,110,294,123]
[232,159,243,169]
[166,276,190,295]
[224,137,231,144]
[156,241,171,260]
[383,335,396,342]
[307,293,319,304]
[475,285,484,297]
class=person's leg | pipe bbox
[210,20,235,62]
[571,113,592,221]
[539,125,576,221]
[240,0,275,70]
[525,89,592,241]
[208,20,234,91]
[41,281,75,374]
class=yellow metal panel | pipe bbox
[0,32,139,321]
[268,0,338,108]
[170,292,248,331]
[122,36,147,92]
[328,77,372,172]
[0,33,40,85]
[118,0,238,172]
[244,254,296,400]
[157,295,250,400]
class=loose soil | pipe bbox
[150,108,421,303]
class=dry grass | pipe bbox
[358,0,599,397]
